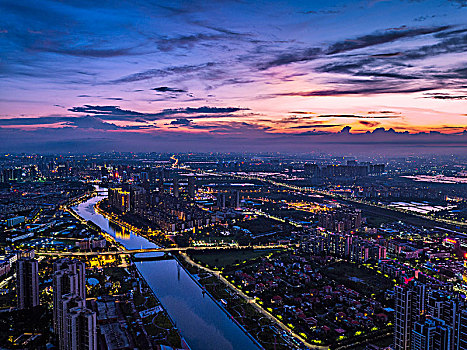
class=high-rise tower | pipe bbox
[53,259,86,332]
[16,257,39,309]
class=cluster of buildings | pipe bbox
[1,156,127,182]
[394,281,467,350]
[304,160,385,179]
[144,192,214,232]
[14,253,97,350]
[1,165,37,182]
[304,215,467,349]
[349,185,449,201]
[53,259,96,350]
[108,185,146,213]
[8,249,180,349]
[0,155,173,183]
[0,179,89,221]
[2,208,94,246]
[386,235,467,283]
[77,236,107,251]
[95,297,131,349]
[229,253,392,343]
[305,231,387,263]
[107,173,217,233]
[317,207,362,233]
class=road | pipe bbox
[0,274,15,289]
[170,154,179,168]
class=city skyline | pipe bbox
[1,0,466,153]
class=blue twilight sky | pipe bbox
[0,0,466,154]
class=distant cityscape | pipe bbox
[0,153,466,350]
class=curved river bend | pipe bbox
[73,191,260,350]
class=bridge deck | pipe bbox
[36,245,290,256]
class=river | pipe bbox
[72,190,260,350]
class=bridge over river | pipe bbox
[36,244,290,257]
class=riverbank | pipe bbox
[176,252,326,350]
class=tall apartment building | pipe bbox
[53,259,86,332]
[394,285,414,350]
[108,185,146,213]
[130,186,147,212]
[57,294,96,350]
[187,175,196,198]
[173,177,180,198]
[217,192,226,209]
[53,259,96,350]
[16,257,39,309]
[108,187,130,212]
[233,190,241,209]
[57,294,85,349]
[66,307,96,350]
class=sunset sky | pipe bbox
[0,0,466,153]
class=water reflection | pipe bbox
[111,222,130,240]
[73,194,157,251]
